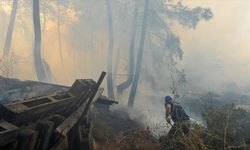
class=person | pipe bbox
[165,96,190,138]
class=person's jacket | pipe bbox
[171,102,190,122]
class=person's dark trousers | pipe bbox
[168,120,190,138]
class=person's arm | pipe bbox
[165,104,172,123]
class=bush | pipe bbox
[201,104,249,149]
[160,104,250,150]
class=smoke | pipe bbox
[1,0,250,134]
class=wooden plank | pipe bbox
[50,135,68,150]
[16,129,38,150]
[69,79,95,97]
[0,140,18,150]
[56,72,106,136]
[48,115,65,128]
[0,120,19,147]
[34,120,54,150]
[0,79,98,126]
[83,72,106,115]
[56,80,96,117]
[96,95,118,105]
[67,124,81,150]
[56,88,103,136]
[0,93,76,126]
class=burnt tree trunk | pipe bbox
[3,0,18,57]
[33,0,47,82]
[106,0,115,100]
[42,6,46,52]
[117,0,138,95]
[128,0,149,107]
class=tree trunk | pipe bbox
[42,7,46,51]
[106,0,115,100]
[2,0,18,57]
[117,1,138,94]
[57,2,63,66]
[33,0,47,82]
[128,0,149,107]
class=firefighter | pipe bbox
[165,96,190,137]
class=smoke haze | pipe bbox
[1,0,250,133]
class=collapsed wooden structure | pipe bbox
[0,72,114,150]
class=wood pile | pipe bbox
[0,72,110,150]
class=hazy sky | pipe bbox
[173,0,250,91]
[1,0,250,92]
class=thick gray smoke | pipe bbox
[7,0,250,135]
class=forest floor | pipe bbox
[91,106,162,150]
[1,77,250,150]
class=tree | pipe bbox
[128,0,149,107]
[33,0,47,82]
[2,0,18,57]
[106,0,115,100]
[117,0,138,95]
[125,0,212,106]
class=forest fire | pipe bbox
[1,0,250,149]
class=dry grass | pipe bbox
[95,128,161,150]
[92,104,250,150]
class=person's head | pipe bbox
[165,96,173,105]
[165,96,173,112]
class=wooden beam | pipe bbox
[0,120,19,147]
[56,88,103,136]
[0,93,76,126]
[56,72,106,136]
[34,120,54,150]
[16,129,38,150]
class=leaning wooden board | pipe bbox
[0,120,19,147]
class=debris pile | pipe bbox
[0,72,116,150]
